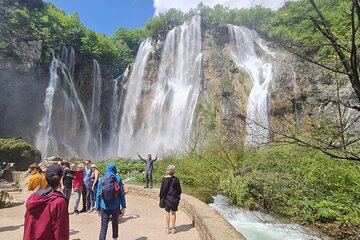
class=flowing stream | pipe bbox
[210,194,323,240]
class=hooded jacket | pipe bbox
[23,189,69,240]
[96,163,126,211]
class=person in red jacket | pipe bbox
[73,164,84,215]
[23,164,69,240]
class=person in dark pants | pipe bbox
[159,165,182,234]
[96,163,126,240]
[81,160,92,212]
[61,162,75,199]
[137,153,157,189]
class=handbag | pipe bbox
[159,197,166,208]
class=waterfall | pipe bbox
[89,59,103,159]
[118,15,202,158]
[106,67,129,158]
[228,25,274,147]
[117,38,154,157]
[35,47,91,159]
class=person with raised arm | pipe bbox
[137,152,157,189]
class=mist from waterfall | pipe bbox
[228,25,274,147]
[118,16,202,158]
[35,47,92,158]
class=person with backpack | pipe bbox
[159,165,182,234]
[96,163,126,240]
[23,165,69,240]
[137,152,157,189]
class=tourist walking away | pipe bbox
[82,160,92,212]
[96,163,126,240]
[159,165,182,234]
[23,165,69,240]
[27,164,48,191]
[73,164,84,215]
[137,152,157,188]
[89,163,99,212]
[61,162,74,199]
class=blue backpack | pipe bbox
[101,174,120,204]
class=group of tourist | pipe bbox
[23,153,182,240]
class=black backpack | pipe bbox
[101,174,120,204]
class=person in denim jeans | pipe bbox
[96,164,126,240]
[81,160,92,212]
[89,164,99,212]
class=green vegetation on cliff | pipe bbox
[1,0,149,75]
[0,137,41,170]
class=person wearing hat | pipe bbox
[23,165,69,240]
[159,165,182,234]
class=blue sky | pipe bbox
[44,0,155,36]
[44,0,285,36]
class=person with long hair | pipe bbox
[89,163,99,212]
[159,165,182,234]
[23,165,69,240]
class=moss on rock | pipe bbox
[0,137,41,170]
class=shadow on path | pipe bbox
[69,229,80,236]
[119,214,140,224]
[0,224,24,232]
[176,223,195,233]
[134,237,148,240]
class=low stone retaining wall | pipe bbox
[127,185,246,240]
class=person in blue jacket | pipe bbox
[96,163,126,240]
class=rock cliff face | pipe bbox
[1,17,356,157]
[0,40,117,147]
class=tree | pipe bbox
[261,0,360,161]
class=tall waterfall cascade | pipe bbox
[106,67,129,158]
[118,15,202,158]
[228,25,275,147]
[89,59,103,159]
[35,47,92,158]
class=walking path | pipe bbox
[0,189,199,240]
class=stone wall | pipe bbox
[127,185,246,240]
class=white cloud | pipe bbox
[153,0,287,15]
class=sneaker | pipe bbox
[165,227,170,234]
[80,208,87,213]
[74,210,79,215]
[150,186,153,189]
[171,228,176,234]
[87,209,93,213]
[144,186,149,188]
